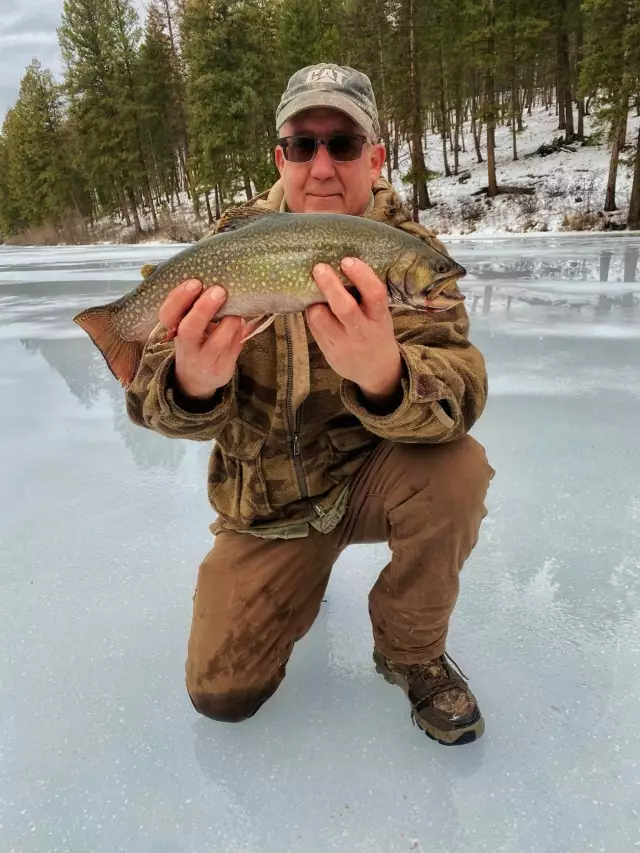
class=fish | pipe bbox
[73,207,467,388]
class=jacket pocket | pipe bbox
[208,420,274,526]
[325,425,380,486]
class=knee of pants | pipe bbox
[186,681,279,723]
[395,435,494,509]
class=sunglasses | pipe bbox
[278,134,368,163]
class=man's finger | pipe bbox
[158,279,204,329]
[201,315,244,360]
[312,263,361,327]
[175,285,228,345]
[307,302,343,343]
[340,257,389,322]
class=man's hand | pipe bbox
[306,258,403,409]
[158,279,244,400]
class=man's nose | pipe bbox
[309,143,336,179]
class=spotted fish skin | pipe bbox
[72,210,466,387]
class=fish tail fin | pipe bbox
[73,304,143,388]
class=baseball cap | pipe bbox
[276,64,380,140]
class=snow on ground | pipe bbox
[404,104,640,236]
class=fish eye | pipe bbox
[436,261,448,274]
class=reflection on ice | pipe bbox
[19,335,188,471]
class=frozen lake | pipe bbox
[1,234,639,853]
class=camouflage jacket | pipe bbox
[124,177,488,539]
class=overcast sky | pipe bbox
[0,0,148,124]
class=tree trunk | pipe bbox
[577,99,585,139]
[618,114,628,150]
[605,126,622,211]
[205,189,214,225]
[243,175,253,201]
[437,27,451,177]
[576,5,585,139]
[517,90,524,131]
[471,66,483,164]
[375,9,393,185]
[215,184,221,220]
[121,198,132,227]
[441,129,450,177]
[627,128,640,229]
[147,185,158,229]
[486,1,498,197]
[512,82,518,160]
[392,124,399,171]
[408,0,430,214]
[126,187,142,234]
[473,118,483,164]
[455,95,462,168]
[557,0,574,141]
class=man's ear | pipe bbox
[275,145,285,176]
[369,142,386,183]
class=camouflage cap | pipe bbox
[276,64,380,140]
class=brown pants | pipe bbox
[185,435,494,722]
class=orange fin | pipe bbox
[73,304,144,388]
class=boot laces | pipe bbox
[411,650,468,683]
[408,651,469,727]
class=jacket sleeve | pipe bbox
[339,303,488,444]
[124,323,236,442]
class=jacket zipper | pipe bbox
[284,316,308,499]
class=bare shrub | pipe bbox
[562,211,599,231]
[150,212,207,243]
[6,211,95,246]
[6,224,60,246]
[518,193,539,217]
[460,200,483,223]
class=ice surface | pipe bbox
[1,236,639,853]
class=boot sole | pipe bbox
[374,656,485,746]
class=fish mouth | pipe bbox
[387,273,466,313]
[422,273,466,311]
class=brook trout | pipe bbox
[73,208,466,387]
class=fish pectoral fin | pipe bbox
[241,314,277,342]
[214,205,280,234]
[73,304,144,389]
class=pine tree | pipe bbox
[181,0,280,212]
[58,0,154,232]
[137,2,184,209]
[580,0,636,211]
[0,61,88,233]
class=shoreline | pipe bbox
[4,228,640,252]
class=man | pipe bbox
[125,64,494,746]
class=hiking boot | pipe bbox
[373,648,484,746]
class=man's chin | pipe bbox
[303,194,346,214]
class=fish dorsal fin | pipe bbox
[214,204,280,234]
[140,263,157,278]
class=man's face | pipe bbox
[275,108,386,215]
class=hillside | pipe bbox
[405,106,640,237]
[123,105,640,246]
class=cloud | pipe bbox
[0,0,65,119]
[0,0,149,122]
